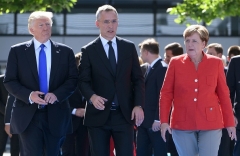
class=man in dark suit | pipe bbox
[137,39,168,156]
[3,11,78,156]
[0,74,9,155]
[0,75,19,156]
[4,94,20,156]
[78,5,144,156]
[62,52,90,156]
[226,55,240,156]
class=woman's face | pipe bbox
[184,32,206,58]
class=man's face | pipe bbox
[96,11,118,41]
[164,50,174,64]
[29,17,52,43]
[206,47,222,58]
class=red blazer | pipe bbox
[160,53,235,130]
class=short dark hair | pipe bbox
[206,43,223,55]
[227,45,240,57]
[164,42,183,56]
[139,38,159,55]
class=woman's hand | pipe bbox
[160,123,171,142]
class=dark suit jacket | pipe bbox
[141,59,167,128]
[3,39,78,137]
[79,36,144,126]
[0,75,8,117]
[69,88,86,131]
[226,55,240,129]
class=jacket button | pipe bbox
[195,89,198,92]
[194,98,197,101]
[195,79,198,82]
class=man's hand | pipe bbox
[90,94,107,110]
[152,121,160,132]
[5,125,12,138]
[160,123,171,142]
[45,93,58,104]
[226,127,237,141]
[30,91,47,105]
[131,106,144,127]
[75,108,85,117]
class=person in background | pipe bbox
[227,45,240,63]
[163,42,184,65]
[62,52,90,156]
[4,94,20,156]
[3,11,78,156]
[226,54,240,156]
[137,38,167,156]
[78,5,144,156]
[0,75,19,156]
[205,43,233,156]
[160,25,236,156]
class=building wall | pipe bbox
[1,36,240,62]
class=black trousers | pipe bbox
[136,126,168,156]
[233,129,240,156]
[19,110,65,156]
[62,118,90,156]
[0,115,19,156]
[88,109,134,156]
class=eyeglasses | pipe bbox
[98,19,118,24]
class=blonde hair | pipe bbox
[96,5,118,20]
[28,11,53,34]
[183,25,209,45]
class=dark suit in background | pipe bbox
[226,55,240,156]
[62,88,90,156]
[4,94,20,156]
[137,60,167,156]
[137,38,167,156]
[0,75,9,155]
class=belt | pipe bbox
[37,105,48,111]
[110,105,119,111]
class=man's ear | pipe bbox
[29,27,34,34]
[95,20,99,28]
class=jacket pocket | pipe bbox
[205,106,217,121]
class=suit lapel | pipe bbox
[145,59,162,82]
[116,37,128,77]
[25,39,39,84]
[94,37,115,76]
[49,40,61,87]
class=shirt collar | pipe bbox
[150,56,161,67]
[33,38,51,50]
[99,35,117,46]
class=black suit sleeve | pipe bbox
[0,75,8,115]
[226,58,237,108]
[78,48,95,100]
[130,44,145,107]
[3,47,32,104]
[4,94,15,123]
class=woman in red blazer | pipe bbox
[160,25,236,156]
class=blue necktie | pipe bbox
[38,44,48,107]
